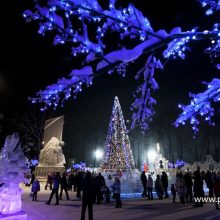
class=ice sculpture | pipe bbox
[0,133,28,217]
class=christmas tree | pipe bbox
[101,96,135,172]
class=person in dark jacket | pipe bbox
[155,175,164,199]
[95,172,106,204]
[67,172,74,191]
[76,171,83,198]
[161,171,169,198]
[183,171,193,203]
[171,184,176,203]
[60,172,70,200]
[141,171,147,197]
[31,178,40,201]
[147,174,154,200]
[45,173,53,190]
[175,173,185,204]
[46,172,61,205]
[81,171,96,220]
[30,171,35,185]
[214,171,220,210]
[205,170,214,197]
[104,186,111,204]
[112,177,122,208]
[193,167,204,207]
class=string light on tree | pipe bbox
[101,96,135,172]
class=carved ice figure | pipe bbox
[0,133,28,215]
[39,137,66,166]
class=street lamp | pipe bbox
[94,149,103,167]
[147,149,157,163]
[157,143,160,154]
[95,149,103,159]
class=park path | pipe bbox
[21,184,220,220]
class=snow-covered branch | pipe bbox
[130,55,163,133]
[199,0,220,15]
[23,0,220,133]
[29,29,172,110]
[175,78,220,135]
[31,66,93,111]
[23,0,158,56]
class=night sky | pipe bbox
[1,0,220,166]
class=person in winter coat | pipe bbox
[76,171,83,198]
[46,172,61,205]
[155,175,164,199]
[183,171,193,203]
[214,171,220,210]
[60,172,70,200]
[171,184,177,203]
[30,171,35,185]
[161,171,169,198]
[95,172,106,204]
[81,171,96,220]
[101,185,111,204]
[147,174,154,200]
[112,177,122,208]
[193,167,205,207]
[205,170,214,198]
[141,171,147,197]
[175,173,185,204]
[45,173,53,190]
[31,178,40,201]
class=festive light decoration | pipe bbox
[23,0,220,133]
[168,160,186,169]
[199,0,220,15]
[175,78,220,135]
[26,159,39,169]
[72,162,86,170]
[130,55,162,132]
[101,96,135,171]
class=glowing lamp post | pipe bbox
[147,149,157,172]
[157,143,160,154]
[94,149,103,167]
[147,150,157,162]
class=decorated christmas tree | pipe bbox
[101,96,135,172]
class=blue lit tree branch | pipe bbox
[130,55,163,133]
[199,0,220,15]
[23,0,220,133]
[175,78,220,135]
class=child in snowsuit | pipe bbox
[171,183,177,203]
[104,186,111,204]
[31,178,40,201]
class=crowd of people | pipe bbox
[25,166,220,220]
[141,167,220,209]
[141,171,169,200]
[27,170,122,220]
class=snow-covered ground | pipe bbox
[19,183,220,220]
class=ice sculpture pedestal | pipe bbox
[102,169,143,194]
[35,165,65,177]
[0,190,27,220]
[0,211,27,220]
[0,133,29,219]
